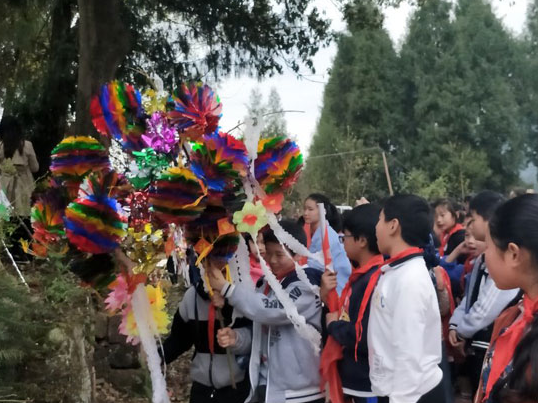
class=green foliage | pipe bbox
[306,0,531,201]
[396,0,525,193]
[0,269,48,382]
[1,0,332,173]
[397,169,449,200]
[304,1,400,204]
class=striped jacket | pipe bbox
[449,254,519,349]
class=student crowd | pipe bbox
[159,190,538,403]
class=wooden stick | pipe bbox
[216,307,237,389]
[382,151,394,196]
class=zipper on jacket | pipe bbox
[265,324,271,402]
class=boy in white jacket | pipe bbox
[368,195,444,403]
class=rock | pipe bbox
[94,344,111,377]
[107,369,146,395]
[108,344,141,369]
[107,315,125,344]
[95,312,108,340]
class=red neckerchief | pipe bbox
[484,294,538,400]
[263,268,295,295]
[208,303,216,354]
[339,254,385,315]
[439,224,464,257]
[460,255,475,291]
[298,223,312,266]
[353,247,423,359]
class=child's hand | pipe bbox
[448,329,460,347]
[326,311,339,325]
[320,271,337,304]
[217,327,237,348]
[211,292,225,309]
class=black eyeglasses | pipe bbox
[338,234,354,244]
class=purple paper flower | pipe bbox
[142,112,178,154]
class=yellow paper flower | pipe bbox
[233,201,268,235]
[121,284,170,343]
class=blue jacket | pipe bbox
[439,257,464,285]
[308,226,351,295]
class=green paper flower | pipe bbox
[233,201,268,236]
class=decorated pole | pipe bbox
[131,283,170,403]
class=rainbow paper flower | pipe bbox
[233,201,268,235]
[63,172,128,254]
[90,81,147,152]
[168,83,222,142]
[255,136,303,194]
[50,136,110,199]
[190,131,249,192]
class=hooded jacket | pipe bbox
[222,268,323,403]
[161,281,251,389]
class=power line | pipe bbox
[306,147,381,160]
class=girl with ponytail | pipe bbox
[303,193,351,295]
[479,194,538,403]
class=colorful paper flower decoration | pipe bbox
[168,83,222,141]
[233,201,268,235]
[141,112,177,154]
[50,136,110,199]
[190,131,249,192]
[31,190,66,247]
[63,172,128,254]
[149,166,207,225]
[119,284,170,345]
[261,192,284,214]
[255,136,303,194]
[185,206,239,263]
[90,81,146,151]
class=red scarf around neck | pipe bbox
[320,254,384,403]
[484,294,538,400]
[439,223,464,257]
[353,247,422,359]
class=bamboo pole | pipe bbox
[382,151,394,196]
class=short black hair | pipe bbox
[263,219,307,250]
[469,190,505,221]
[383,194,432,248]
[342,204,380,254]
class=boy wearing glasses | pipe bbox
[321,204,387,403]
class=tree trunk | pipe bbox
[75,0,130,136]
[32,0,78,176]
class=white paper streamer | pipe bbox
[243,114,265,163]
[253,242,321,354]
[267,214,323,264]
[228,235,255,289]
[131,284,170,403]
[317,203,334,272]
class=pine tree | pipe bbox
[304,1,399,203]
[397,0,524,194]
[263,87,287,137]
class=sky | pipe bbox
[216,0,531,157]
